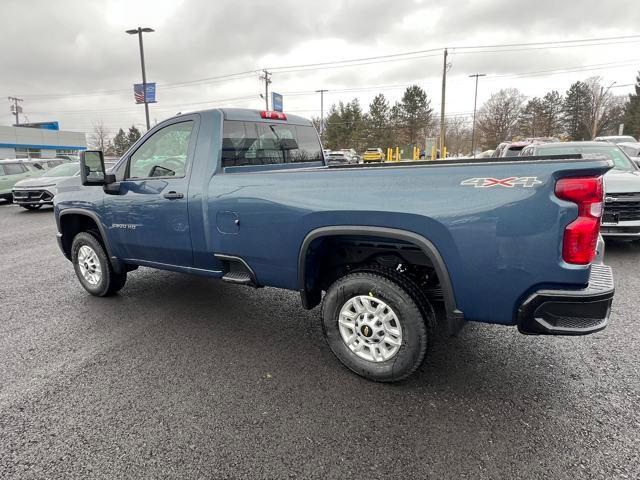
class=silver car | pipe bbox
[521,141,640,240]
[12,162,80,210]
[593,135,638,145]
[12,161,116,210]
[618,142,640,166]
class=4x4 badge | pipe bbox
[460,176,543,188]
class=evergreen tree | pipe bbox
[364,94,393,148]
[563,81,591,140]
[393,85,433,146]
[113,128,129,155]
[127,125,142,146]
[623,72,640,139]
[541,90,564,137]
[518,97,546,137]
[322,99,365,150]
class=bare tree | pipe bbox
[89,120,111,152]
[444,116,472,156]
[582,76,618,139]
[476,88,525,149]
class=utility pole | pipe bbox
[260,69,272,110]
[468,73,486,157]
[315,89,328,136]
[126,27,155,131]
[439,48,448,158]
[8,96,23,125]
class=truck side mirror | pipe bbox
[80,150,108,186]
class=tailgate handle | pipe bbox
[163,191,184,200]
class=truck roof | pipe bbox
[216,108,314,126]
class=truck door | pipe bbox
[107,116,198,267]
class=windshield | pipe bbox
[44,163,80,177]
[620,145,640,157]
[539,145,636,171]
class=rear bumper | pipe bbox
[517,264,614,335]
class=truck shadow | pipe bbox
[96,268,578,404]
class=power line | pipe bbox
[15,34,640,99]
[267,34,640,72]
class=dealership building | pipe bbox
[0,123,86,159]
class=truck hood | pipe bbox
[604,169,640,194]
[13,175,77,189]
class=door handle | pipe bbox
[163,191,184,200]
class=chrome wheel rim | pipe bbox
[338,295,403,363]
[77,245,102,285]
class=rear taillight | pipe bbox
[260,111,287,120]
[555,176,604,265]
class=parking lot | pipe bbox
[0,201,638,479]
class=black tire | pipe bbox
[22,204,42,210]
[71,231,127,296]
[321,272,428,382]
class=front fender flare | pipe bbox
[58,208,125,273]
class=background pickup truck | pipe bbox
[54,108,615,382]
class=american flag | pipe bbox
[133,84,145,104]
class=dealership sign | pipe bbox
[133,83,157,104]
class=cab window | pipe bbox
[128,121,194,179]
[222,121,322,167]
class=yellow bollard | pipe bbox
[395,146,400,162]
[431,145,436,160]
[443,146,447,159]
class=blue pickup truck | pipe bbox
[54,108,615,382]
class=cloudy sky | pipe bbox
[1,0,639,135]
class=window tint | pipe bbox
[222,121,322,167]
[128,121,194,178]
[3,163,26,175]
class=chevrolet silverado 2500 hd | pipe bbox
[54,108,615,382]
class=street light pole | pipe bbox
[469,73,486,157]
[315,89,328,136]
[439,48,448,158]
[126,27,154,131]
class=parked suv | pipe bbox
[521,141,640,239]
[12,162,80,210]
[594,135,637,145]
[0,159,37,203]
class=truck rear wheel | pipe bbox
[321,272,428,382]
[71,231,127,297]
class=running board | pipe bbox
[215,254,258,287]
[222,270,253,285]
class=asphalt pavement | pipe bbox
[0,200,639,479]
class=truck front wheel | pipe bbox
[321,272,428,382]
[71,231,127,296]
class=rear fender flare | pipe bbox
[297,226,463,322]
